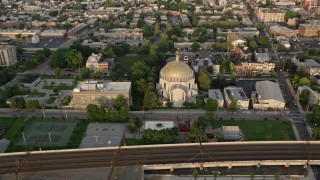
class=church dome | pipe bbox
[87,53,101,63]
[160,60,194,82]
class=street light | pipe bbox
[22,132,26,149]
[48,132,52,149]
[42,107,46,120]
[64,108,68,120]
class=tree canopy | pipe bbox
[197,70,211,90]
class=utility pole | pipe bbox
[48,132,52,149]
[107,128,126,180]
[15,139,39,180]
[64,108,68,120]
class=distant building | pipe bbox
[236,62,275,75]
[224,86,249,110]
[86,53,113,74]
[269,25,298,38]
[72,81,131,109]
[40,29,66,39]
[0,45,17,67]
[298,24,320,37]
[205,89,224,108]
[67,24,88,38]
[291,57,320,75]
[227,33,246,50]
[257,8,285,22]
[255,48,270,62]
[252,81,285,110]
[192,57,220,75]
[0,29,40,39]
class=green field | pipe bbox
[115,55,151,70]
[0,117,30,141]
[212,120,295,141]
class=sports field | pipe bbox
[15,121,77,147]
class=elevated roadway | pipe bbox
[1,141,320,175]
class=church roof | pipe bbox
[160,60,194,81]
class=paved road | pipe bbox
[0,108,286,121]
[0,141,320,175]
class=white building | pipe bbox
[0,45,17,67]
[86,53,111,73]
[205,89,224,108]
[157,52,198,107]
[224,86,249,110]
[144,121,174,131]
[252,81,285,110]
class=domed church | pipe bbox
[157,52,198,107]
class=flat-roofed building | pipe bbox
[67,24,88,38]
[0,29,40,39]
[72,81,131,109]
[269,25,298,38]
[292,57,320,75]
[205,89,224,108]
[145,121,174,131]
[0,45,17,67]
[236,61,275,75]
[222,126,241,141]
[252,81,285,110]
[224,86,249,110]
[40,29,67,39]
[298,24,320,37]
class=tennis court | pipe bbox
[15,121,77,147]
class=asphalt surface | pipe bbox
[1,142,320,175]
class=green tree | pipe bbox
[216,134,225,142]
[114,95,128,111]
[25,100,40,110]
[50,48,69,68]
[143,91,158,109]
[32,14,41,21]
[49,11,59,17]
[65,49,84,69]
[54,68,66,79]
[308,105,320,124]
[154,23,161,36]
[205,98,218,111]
[277,44,287,52]
[284,11,297,22]
[271,70,278,78]
[255,23,265,31]
[142,24,152,37]
[193,169,199,179]
[165,102,174,108]
[119,106,130,122]
[143,128,178,144]
[129,117,142,133]
[197,70,211,90]
[257,36,269,47]
[229,62,236,73]
[229,98,238,112]
[149,45,159,57]
[296,66,307,78]
[298,77,310,86]
[104,0,115,7]
[191,42,200,52]
[10,97,25,109]
[249,40,258,50]
[86,104,106,121]
[57,15,67,22]
[299,90,309,104]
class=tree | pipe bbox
[205,98,218,111]
[32,14,41,21]
[86,104,106,121]
[271,70,278,78]
[255,23,265,31]
[191,42,200,52]
[277,44,287,52]
[284,11,297,22]
[197,70,211,90]
[142,24,152,37]
[296,66,307,78]
[154,23,161,36]
[298,77,310,86]
[249,40,258,50]
[299,90,309,104]
[129,117,142,133]
[10,97,25,109]
[49,11,59,17]
[64,49,84,68]
[114,95,128,111]
[308,105,320,124]
[257,36,269,47]
[54,68,66,79]
[143,91,158,109]
[193,169,199,179]
[25,100,40,110]
[143,128,178,144]
[149,45,159,57]
[119,106,130,122]
[57,15,67,22]
[165,102,174,108]
[229,62,236,73]
[229,98,238,112]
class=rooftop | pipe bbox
[24,38,69,49]
[255,81,285,103]
[208,89,224,101]
[73,81,131,93]
[224,86,249,101]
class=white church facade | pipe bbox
[156,52,198,107]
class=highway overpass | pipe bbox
[1,141,320,175]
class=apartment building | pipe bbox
[257,8,285,22]
[67,24,88,38]
[0,29,40,39]
[86,53,113,73]
[0,45,17,67]
[236,62,275,75]
[298,24,320,37]
[224,86,249,110]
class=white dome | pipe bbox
[160,60,194,82]
[87,53,101,63]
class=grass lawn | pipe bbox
[212,120,295,141]
[47,97,57,104]
[115,55,151,70]
[0,117,30,141]
[125,138,149,146]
